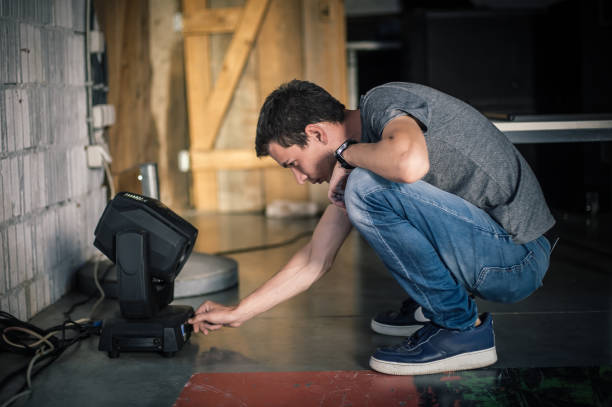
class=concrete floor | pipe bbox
[1,210,611,406]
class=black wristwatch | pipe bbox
[334,139,358,169]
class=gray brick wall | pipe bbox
[0,0,106,320]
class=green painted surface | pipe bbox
[413,366,612,406]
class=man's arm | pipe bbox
[188,204,352,334]
[344,115,429,183]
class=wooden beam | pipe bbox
[196,0,270,151]
[191,149,276,171]
[257,0,309,204]
[182,7,242,34]
[95,0,158,188]
[183,0,218,211]
[183,0,211,150]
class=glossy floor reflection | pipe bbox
[2,211,611,406]
[175,367,612,407]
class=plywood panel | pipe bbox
[302,0,347,206]
[207,1,262,212]
[212,35,259,150]
[257,0,309,204]
[182,0,348,212]
[256,0,303,98]
[185,0,270,212]
[302,0,347,101]
[199,0,270,151]
[217,170,264,212]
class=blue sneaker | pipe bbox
[371,298,430,336]
[370,313,497,375]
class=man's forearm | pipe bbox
[233,243,320,323]
[233,205,352,324]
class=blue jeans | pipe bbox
[344,168,551,331]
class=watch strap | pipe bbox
[334,139,358,169]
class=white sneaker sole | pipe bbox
[369,346,498,376]
[371,319,424,337]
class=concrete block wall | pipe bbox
[0,0,106,320]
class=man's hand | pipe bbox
[187,300,242,335]
[187,205,352,337]
[328,162,352,208]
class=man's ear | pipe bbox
[305,123,328,145]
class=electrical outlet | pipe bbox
[92,104,116,129]
[90,31,105,53]
[86,144,112,168]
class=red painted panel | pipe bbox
[174,370,419,407]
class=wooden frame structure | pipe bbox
[183,0,346,211]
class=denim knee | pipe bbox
[345,169,434,222]
[345,168,387,223]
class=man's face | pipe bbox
[268,135,337,185]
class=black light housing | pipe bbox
[93,192,197,357]
[94,192,197,283]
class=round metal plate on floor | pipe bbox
[173,252,238,298]
[77,252,238,299]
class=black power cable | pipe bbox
[1,229,315,406]
[0,312,101,407]
[211,230,314,256]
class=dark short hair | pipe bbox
[255,80,345,157]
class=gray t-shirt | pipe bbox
[359,82,554,244]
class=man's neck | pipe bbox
[343,109,362,142]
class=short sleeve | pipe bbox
[360,83,430,141]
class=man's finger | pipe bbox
[202,321,223,329]
[188,313,214,324]
[196,301,214,314]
